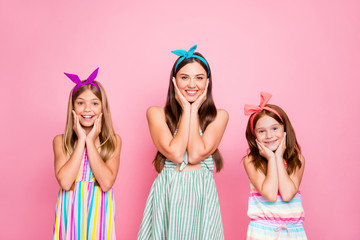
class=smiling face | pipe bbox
[73,89,102,130]
[255,115,285,151]
[175,61,207,103]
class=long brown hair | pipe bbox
[245,104,302,175]
[153,52,223,173]
[63,81,117,162]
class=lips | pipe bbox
[185,90,198,96]
[265,139,278,145]
[81,115,95,120]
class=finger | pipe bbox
[172,77,178,90]
[98,113,103,132]
[72,111,76,128]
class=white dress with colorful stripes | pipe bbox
[53,150,116,240]
[246,182,307,240]
[137,151,224,240]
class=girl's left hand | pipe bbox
[86,113,103,143]
[275,132,286,159]
[192,79,209,110]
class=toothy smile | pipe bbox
[265,140,278,145]
[81,115,94,119]
[185,90,198,96]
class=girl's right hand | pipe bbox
[173,77,191,110]
[72,110,87,140]
[256,139,275,160]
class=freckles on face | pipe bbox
[73,89,102,127]
[255,115,284,151]
[175,61,207,102]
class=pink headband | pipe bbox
[64,67,100,97]
[244,92,283,136]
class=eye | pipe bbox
[272,127,278,131]
[77,101,84,105]
[258,130,265,133]
[93,102,99,106]
[196,76,204,80]
[181,76,188,80]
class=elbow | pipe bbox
[99,180,114,192]
[263,193,278,202]
[58,179,73,191]
[265,196,278,203]
[188,150,209,164]
[280,192,296,202]
[188,154,203,164]
[167,152,185,164]
[100,185,112,192]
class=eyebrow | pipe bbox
[255,124,281,130]
[179,73,206,76]
[76,98,100,101]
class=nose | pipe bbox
[84,103,91,111]
[188,77,196,87]
[265,130,273,139]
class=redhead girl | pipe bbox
[53,68,121,240]
[138,45,228,240]
[243,92,306,239]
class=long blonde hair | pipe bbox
[63,81,117,162]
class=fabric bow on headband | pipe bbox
[64,67,100,96]
[171,45,209,76]
[244,92,283,136]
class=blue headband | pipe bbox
[171,45,210,76]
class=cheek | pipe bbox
[255,134,265,142]
[198,81,207,90]
[73,105,82,113]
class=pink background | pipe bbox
[1,0,359,239]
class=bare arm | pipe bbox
[243,154,279,202]
[86,134,121,192]
[147,106,190,163]
[54,112,87,190]
[187,108,228,164]
[277,154,305,202]
[54,135,85,190]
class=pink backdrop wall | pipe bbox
[1,0,359,239]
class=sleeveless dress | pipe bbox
[53,149,116,240]
[137,137,224,240]
[246,181,307,240]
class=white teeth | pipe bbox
[83,116,93,119]
[187,90,197,94]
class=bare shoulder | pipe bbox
[147,106,165,121]
[298,153,305,167]
[243,155,253,167]
[217,109,229,119]
[115,134,122,146]
[53,134,63,147]
[215,109,229,123]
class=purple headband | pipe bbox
[64,67,100,96]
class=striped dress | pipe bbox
[137,151,224,240]
[53,149,116,240]
[246,182,307,240]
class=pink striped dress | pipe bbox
[53,150,116,240]
[246,182,307,239]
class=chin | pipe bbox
[268,145,280,152]
[80,122,94,128]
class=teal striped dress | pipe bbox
[138,150,224,240]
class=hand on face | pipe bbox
[191,79,209,110]
[256,139,276,160]
[275,132,286,159]
[72,110,87,140]
[86,113,103,143]
[173,77,191,110]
